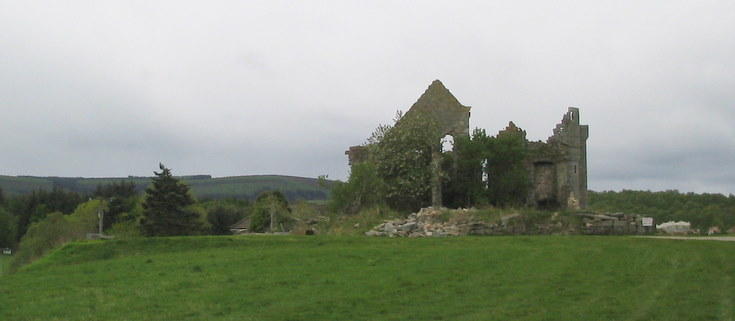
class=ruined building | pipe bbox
[346,80,589,210]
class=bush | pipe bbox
[329,162,386,215]
[107,220,142,239]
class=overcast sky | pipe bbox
[1,1,734,194]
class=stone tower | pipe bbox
[527,107,589,209]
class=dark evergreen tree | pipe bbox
[7,187,83,242]
[0,207,17,248]
[140,164,202,236]
[207,205,246,235]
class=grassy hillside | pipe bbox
[1,236,733,320]
[185,175,328,201]
[0,255,9,278]
[0,176,55,196]
[0,175,330,201]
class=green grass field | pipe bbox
[1,236,733,320]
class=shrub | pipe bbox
[107,220,142,239]
[10,200,101,272]
[328,162,386,215]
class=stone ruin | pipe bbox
[346,80,589,210]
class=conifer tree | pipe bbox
[140,164,202,236]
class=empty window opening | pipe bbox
[442,135,455,152]
[482,159,489,188]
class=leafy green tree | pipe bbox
[442,126,529,208]
[329,162,387,214]
[368,111,441,212]
[0,207,17,248]
[140,164,202,236]
[443,129,491,208]
[484,124,530,206]
[249,191,291,232]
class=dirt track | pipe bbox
[636,236,735,242]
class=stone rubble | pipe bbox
[364,207,546,237]
[365,207,655,237]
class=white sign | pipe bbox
[641,217,653,227]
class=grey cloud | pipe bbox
[0,1,734,194]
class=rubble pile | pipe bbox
[365,207,469,237]
[364,207,572,237]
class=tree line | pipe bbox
[0,164,300,271]
[588,190,735,231]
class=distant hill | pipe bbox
[0,175,332,201]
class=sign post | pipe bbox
[641,217,653,227]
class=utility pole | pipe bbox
[97,201,104,236]
[269,201,275,233]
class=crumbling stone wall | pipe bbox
[577,213,654,235]
[401,80,471,139]
[533,162,556,202]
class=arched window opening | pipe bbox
[441,135,455,153]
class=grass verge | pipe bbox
[0,255,9,278]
